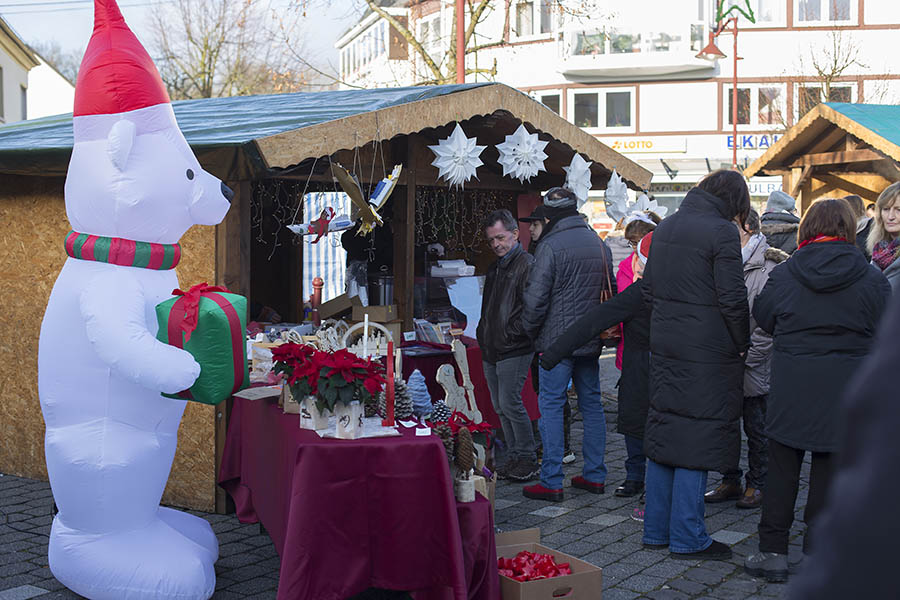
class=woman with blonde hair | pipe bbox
[867,182,900,292]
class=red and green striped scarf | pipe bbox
[65,231,181,270]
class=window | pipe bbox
[0,66,4,122]
[20,86,26,121]
[724,84,785,128]
[724,0,786,25]
[795,0,854,24]
[568,88,635,132]
[513,0,556,38]
[416,13,442,78]
[797,84,853,116]
[540,93,560,115]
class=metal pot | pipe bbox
[368,274,394,305]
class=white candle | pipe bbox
[363,314,369,358]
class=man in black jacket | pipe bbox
[760,190,800,254]
[476,209,538,481]
[521,187,615,502]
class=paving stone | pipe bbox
[224,576,279,595]
[617,549,667,567]
[645,589,690,600]
[640,560,691,578]
[683,566,728,585]
[493,498,520,510]
[528,506,572,518]
[667,577,710,595]
[618,573,667,593]
[586,513,628,527]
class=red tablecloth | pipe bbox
[402,339,539,429]
[218,396,500,600]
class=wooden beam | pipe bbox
[394,136,417,332]
[805,127,847,155]
[791,165,812,198]
[789,149,884,168]
[813,173,880,202]
[214,181,250,515]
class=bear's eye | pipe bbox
[186,169,195,180]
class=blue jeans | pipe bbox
[538,357,607,490]
[643,459,712,554]
[623,434,646,482]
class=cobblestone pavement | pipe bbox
[0,349,809,599]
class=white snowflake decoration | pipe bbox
[603,169,631,223]
[495,124,548,183]
[429,123,485,189]
[605,170,669,226]
[563,153,593,208]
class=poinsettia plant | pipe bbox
[271,344,385,413]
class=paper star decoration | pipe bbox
[563,153,593,208]
[496,124,549,183]
[632,193,668,218]
[603,169,630,223]
[429,123,486,189]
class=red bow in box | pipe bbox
[498,551,572,582]
[171,282,230,341]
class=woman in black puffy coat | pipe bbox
[640,170,750,561]
[744,198,891,582]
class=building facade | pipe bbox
[0,17,38,124]
[336,0,900,223]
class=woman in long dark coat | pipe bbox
[640,170,750,561]
[744,198,890,582]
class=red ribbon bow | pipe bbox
[172,282,230,341]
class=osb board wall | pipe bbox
[0,175,218,511]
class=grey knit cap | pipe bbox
[766,190,796,213]
[543,186,578,209]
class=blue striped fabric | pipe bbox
[302,191,352,304]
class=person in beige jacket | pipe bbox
[706,209,788,509]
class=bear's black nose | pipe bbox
[221,182,235,202]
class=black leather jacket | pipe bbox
[476,244,535,364]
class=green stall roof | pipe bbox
[0,83,491,177]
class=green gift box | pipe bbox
[156,283,249,405]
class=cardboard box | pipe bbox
[352,304,398,323]
[319,293,363,320]
[496,529,602,600]
[474,472,497,514]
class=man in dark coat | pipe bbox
[641,172,750,560]
[540,232,653,499]
[787,294,900,599]
[743,203,890,582]
[476,209,537,482]
[521,187,615,502]
[760,190,800,254]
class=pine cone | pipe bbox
[434,423,454,463]
[431,400,451,423]
[376,391,386,418]
[366,391,383,418]
[394,378,414,420]
[455,427,475,477]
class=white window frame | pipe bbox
[415,12,443,79]
[567,87,637,134]
[793,81,857,120]
[510,0,557,41]
[721,0,787,28]
[721,83,787,131]
[793,0,857,26]
[536,89,562,116]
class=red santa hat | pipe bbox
[73,0,170,117]
[637,231,653,265]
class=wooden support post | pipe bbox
[214,180,250,515]
[394,136,417,332]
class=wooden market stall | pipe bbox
[0,82,650,513]
[744,102,900,213]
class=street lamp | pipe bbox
[696,16,740,169]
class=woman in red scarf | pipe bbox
[867,182,900,293]
[744,198,891,582]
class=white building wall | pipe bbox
[0,50,29,124]
[26,56,74,120]
[639,82,719,132]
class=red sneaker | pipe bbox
[522,483,564,502]
[571,476,605,494]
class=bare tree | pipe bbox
[149,0,314,99]
[795,29,867,116]
[29,40,81,84]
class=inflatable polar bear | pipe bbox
[37,1,231,597]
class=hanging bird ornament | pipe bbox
[429,123,485,189]
[496,124,548,183]
[287,207,354,243]
[332,163,402,235]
